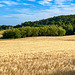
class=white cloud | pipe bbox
[0,1,18,6]
[0,0,75,25]
[0,4,5,7]
[38,0,73,5]
[23,3,30,5]
[38,0,52,5]
[2,3,75,25]
[0,1,32,6]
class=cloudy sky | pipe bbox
[0,0,75,25]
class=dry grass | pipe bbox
[0,36,75,75]
[0,30,6,38]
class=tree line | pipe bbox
[0,25,13,30]
[3,25,66,39]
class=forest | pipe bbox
[1,14,75,38]
[14,14,75,33]
[3,26,66,39]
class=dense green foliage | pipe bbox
[63,24,73,35]
[13,14,75,35]
[3,29,21,39]
[58,27,66,36]
[3,26,66,39]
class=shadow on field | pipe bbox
[54,70,75,75]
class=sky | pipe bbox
[0,0,75,25]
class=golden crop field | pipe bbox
[0,36,75,75]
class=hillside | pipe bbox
[14,14,75,35]
[0,14,75,30]
[14,14,75,28]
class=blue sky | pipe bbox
[0,0,75,25]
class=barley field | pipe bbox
[0,36,75,75]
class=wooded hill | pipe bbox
[15,14,75,28]
[1,14,75,37]
[1,14,75,29]
[14,14,75,35]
